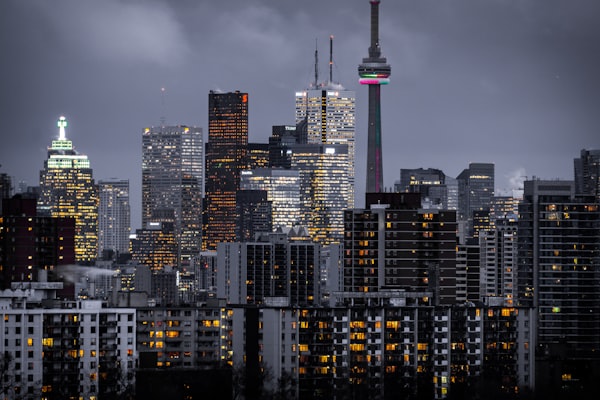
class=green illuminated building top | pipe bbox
[39,116,98,263]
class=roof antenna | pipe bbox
[314,38,319,89]
[57,116,67,140]
[329,35,334,84]
[160,87,166,126]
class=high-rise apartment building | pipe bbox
[217,231,320,306]
[98,179,130,259]
[517,179,600,397]
[142,125,203,265]
[517,180,600,345]
[231,302,535,400]
[456,239,481,303]
[343,192,457,305]
[205,91,248,250]
[136,300,231,370]
[38,117,98,263]
[479,217,517,305]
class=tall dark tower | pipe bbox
[204,91,249,250]
[358,0,391,193]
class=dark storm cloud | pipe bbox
[1,0,599,229]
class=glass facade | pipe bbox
[236,190,272,242]
[457,163,495,238]
[295,88,355,208]
[240,168,301,231]
[131,222,177,272]
[39,118,98,263]
[396,168,458,211]
[205,91,248,250]
[290,143,350,245]
[142,125,203,265]
[98,179,130,258]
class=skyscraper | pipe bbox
[268,125,300,169]
[98,179,130,259]
[456,162,495,238]
[0,171,11,215]
[142,125,203,265]
[39,116,98,263]
[479,217,517,305]
[290,143,350,245]
[131,221,177,272]
[235,190,272,242]
[395,168,457,210]
[240,168,301,231]
[205,90,249,250]
[295,82,355,208]
[247,143,269,169]
[358,0,391,193]
[574,148,600,199]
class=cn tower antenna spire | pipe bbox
[358,0,391,193]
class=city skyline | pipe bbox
[1,0,599,231]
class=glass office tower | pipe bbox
[39,116,98,263]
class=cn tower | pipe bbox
[358,0,391,193]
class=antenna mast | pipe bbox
[314,39,319,88]
[329,35,334,84]
[160,87,166,126]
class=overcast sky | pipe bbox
[1,0,599,230]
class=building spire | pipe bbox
[369,0,382,59]
[160,87,167,126]
[329,35,334,84]
[314,38,319,88]
[57,116,67,140]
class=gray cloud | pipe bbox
[1,0,599,230]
